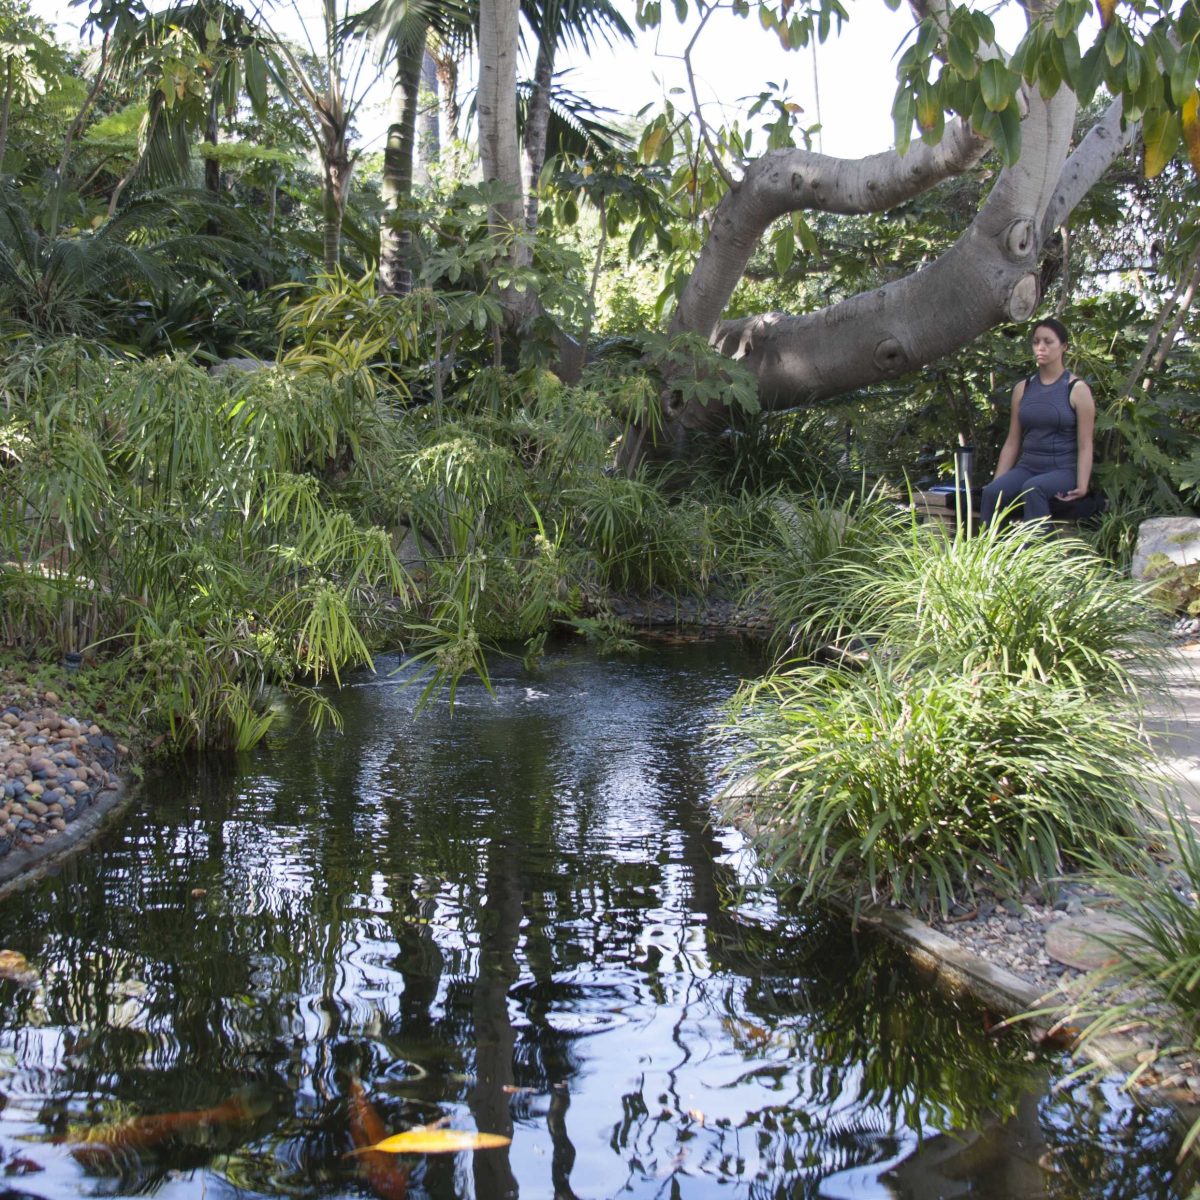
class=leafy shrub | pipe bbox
[834,518,1164,696]
[717,659,1154,915]
[728,485,913,653]
[0,344,410,751]
[566,470,700,594]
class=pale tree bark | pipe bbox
[432,47,460,139]
[477,0,525,249]
[0,61,14,172]
[522,39,554,230]
[320,116,354,272]
[379,26,427,296]
[1119,242,1200,396]
[415,49,439,185]
[623,86,1139,465]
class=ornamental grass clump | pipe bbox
[834,518,1165,697]
[730,485,913,653]
[717,658,1154,916]
[1060,807,1200,1158]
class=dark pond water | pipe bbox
[0,640,1193,1199]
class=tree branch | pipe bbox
[692,89,1078,418]
[671,116,989,339]
[1040,96,1136,243]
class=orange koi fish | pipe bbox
[348,1078,410,1200]
[69,1091,264,1171]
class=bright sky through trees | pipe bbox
[29,0,1033,157]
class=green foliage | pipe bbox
[728,485,913,653]
[0,342,410,751]
[832,518,1164,696]
[566,469,701,593]
[719,507,1169,915]
[1060,806,1200,1159]
[718,658,1153,916]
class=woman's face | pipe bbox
[1032,325,1066,369]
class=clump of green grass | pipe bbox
[728,484,914,654]
[1060,806,1200,1159]
[830,518,1165,696]
[717,657,1155,916]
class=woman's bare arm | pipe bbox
[991,380,1025,478]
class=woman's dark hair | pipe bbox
[1032,316,1070,344]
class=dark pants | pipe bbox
[980,465,1077,525]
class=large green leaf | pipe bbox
[1142,108,1181,178]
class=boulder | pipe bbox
[1132,517,1200,580]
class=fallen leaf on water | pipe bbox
[364,1128,511,1155]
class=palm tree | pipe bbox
[350,0,471,294]
[256,0,379,271]
[517,0,632,230]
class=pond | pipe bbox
[0,639,1192,1199]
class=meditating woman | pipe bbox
[980,318,1095,527]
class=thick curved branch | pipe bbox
[693,89,1077,418]
[1041,96,1137,242]
[671,118,989,340]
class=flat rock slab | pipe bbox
[1045,912,1140,970]
[1132,517,1200,579]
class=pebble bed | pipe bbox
[928,882,1104,997]
[0,691,126,858]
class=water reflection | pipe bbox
[0,640,1191,1198]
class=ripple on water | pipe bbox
[0,641,1192,1199]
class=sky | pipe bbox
[28,0,1032,160]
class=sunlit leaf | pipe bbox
[1104,19,1126,66]
[1184,91,1200,174]
[1170,43,1199,108]
[947,33,977,79]
[366,1128,513,1154]
[774,226,794,274]
[639,123,666,164]
[1143,109,1181,178]
[980,59,1012,111]
[915,81,941,130]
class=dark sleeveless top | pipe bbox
[1018,371,1078,473]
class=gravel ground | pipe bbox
[0,689,126,857]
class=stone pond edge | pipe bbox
[0,779,132,903]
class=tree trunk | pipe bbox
[477,0,524,239]
[321,123,352,272]
[415,49,439,185]
[204,88,221,195]
[622,90,1138,467]
[433,51,459,141]
[379,25,426,296]
[0,60,14,173]
[522,39,554,230]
